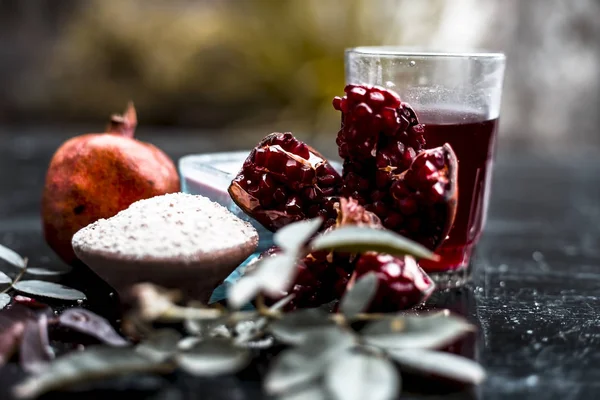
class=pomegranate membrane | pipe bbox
[418,109,499,273]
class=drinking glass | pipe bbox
[345,46,506,287]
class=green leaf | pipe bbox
[264,328,355,395]
[325,350,400,400]
[12,347,172,399]
[255,253,299,296]
[339,272,378,319]
[274,217,323,253]
[386,349,486,386]
[0,244,26,269]
[362,312,474,350]
[135,329,182,362]
[0,293,10,309]
[228,253,300,309]
[310,226,438,261]
[0,271,11,289]
[227,276,261,310]
[24,267,70,283]
[59,309,129,347]
[13,280,86,301]
[269,308,336,345]
[176,338,251,376]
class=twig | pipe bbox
[0,257,28,294]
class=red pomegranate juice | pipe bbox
[418,110,499,272]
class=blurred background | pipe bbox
[0,0,599,156]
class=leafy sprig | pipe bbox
[0,220,484,400]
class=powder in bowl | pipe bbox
[72,192,259,302]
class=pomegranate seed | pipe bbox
[299,166,315,184]
[391,181,410,199]
[375,170,391,189]
[348,86,368,102]
[384,212,403,229]
[382,89,402,107]
[266,148,288,171]
[352,253,433,313]
[408,217,421,232]
[317,174,337,186]
[372,201,388,217]
[254,148,268,167]
[340,98,349,113]
[370,190,387,202]
[397,197,418,216]
[354,103,373,118]
[332,96,342,111]
[302,187,320,203]
[320,187,336,197]
[368,91,386,108]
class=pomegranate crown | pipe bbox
[106,101,137,138]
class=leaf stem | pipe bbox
[156,305,223,322]
[0,257,28,294]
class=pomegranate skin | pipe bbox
[41,104,180,265]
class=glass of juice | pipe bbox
[345,47,506,287]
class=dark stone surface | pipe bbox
[1,126,599,399]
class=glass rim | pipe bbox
[347,46,505,60]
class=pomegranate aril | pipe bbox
[347,85,368,101]
[302,187,321,203]
[372,201,388,217]
[397,197,418,216]
[320,187,337,197]
[317,174,337,186]
[355,103,373,118]
[351,253,434,313]
[266,149,288,171]
[368,91,386,107]
[383,212,403,229]
[371,190,388,202]
[254,148,268,167]
[375,170,392,189]
[333,96,342,111]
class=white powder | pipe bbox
[72,193,258,263]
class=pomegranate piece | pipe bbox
[350,252,435,313]
[257,198,380,311]
[333,84,425,168]
[333,85,458,251]
[258,246,354,312]
[229,132,342,232]
[388,144,458,250]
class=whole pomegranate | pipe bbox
[41,103,180,264]
[333,84,458,251]
[351,252,435,313]
[229,132,342,231]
